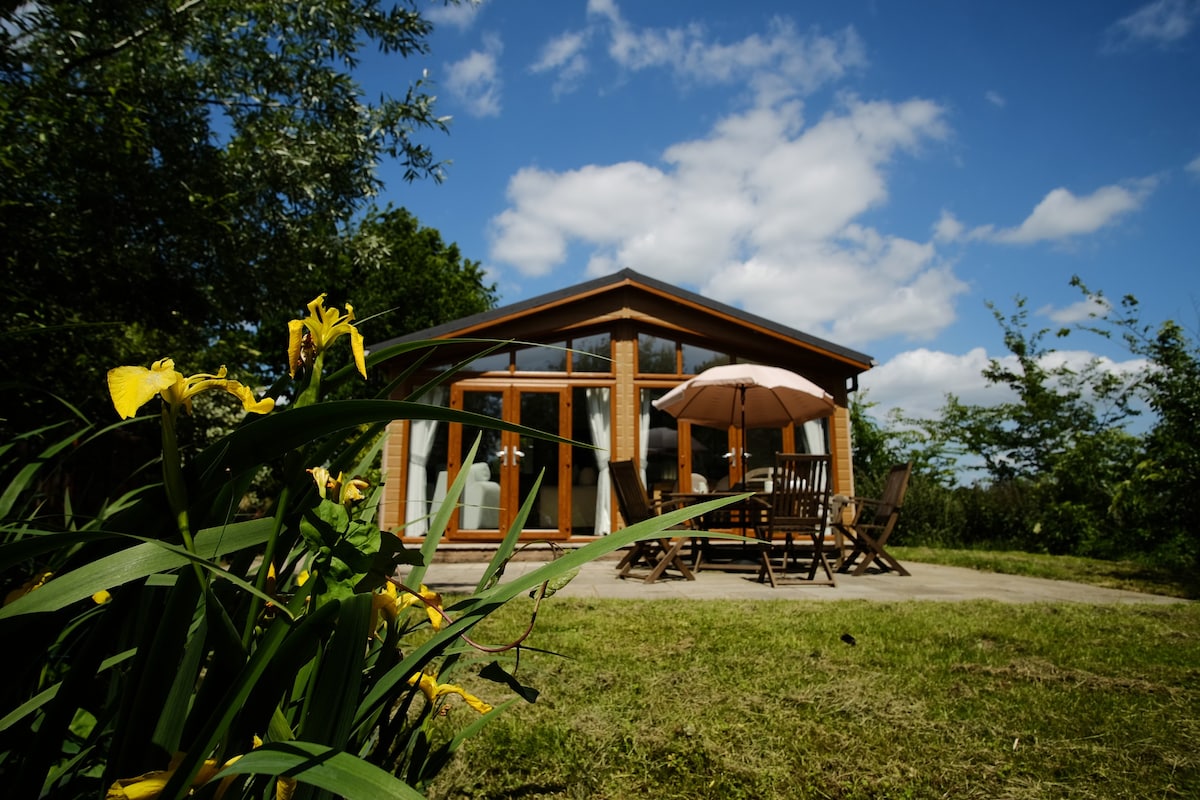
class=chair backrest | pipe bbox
[610,460,655,526]
[869,462,912,524]
[769,453,832,534]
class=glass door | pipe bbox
[448,385,569,540]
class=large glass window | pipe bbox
[642,387,678,488]
[744,427,785,476]
[515,341,567,372]
[637,334,677,374]
[464,350,510,373]
[681,343,730,374]
[571,333,612,373]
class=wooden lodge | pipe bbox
[371,268,875,542]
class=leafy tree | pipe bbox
[2,0,483,432]
[1072,278,1200,568]
[849,395,899,490]
[892,296,1141,555]
[933,298,1136,481]
[324,205,497,352]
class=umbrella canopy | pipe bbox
[652,364,834,430]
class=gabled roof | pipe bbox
[370,268,875,374]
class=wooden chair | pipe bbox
[610,460,695,583]
[757,453,836,588]
[834,462,912,576]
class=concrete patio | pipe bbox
[407,557,1187,604]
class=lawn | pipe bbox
[427,596,1199,799]
[892,547,1199,599]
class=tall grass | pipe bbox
[428,599,1200,799]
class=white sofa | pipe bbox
[462,462,500,529]
[430,463,500,529]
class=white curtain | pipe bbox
[404,386,447,536]
[585,388,612,535]
[639,391,651,486]
[802,418,827,455]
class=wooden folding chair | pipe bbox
[757,453,836,588]
[610,460,695,583]
[835,462,912,576]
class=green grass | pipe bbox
[892,547,1199,599]
[428,598,1200,800]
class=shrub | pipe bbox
[0,295,727,799]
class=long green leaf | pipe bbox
[214,741,426,800]
[355,493,747,728]
[0,518,274,619]
[159,588,315,800]
[301,593,372,750]
[0,422,88,519]
[476,471,543,593]
[194,400,578,493]
[0,648,135,733]
[405,436,481,588]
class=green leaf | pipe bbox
[214,741,426,800]
[194,401,577,495]
[0,648,135,733]
[0,518,274,619]
[301,593,371,748]
[355,493,745,729]
[0,422,88,519]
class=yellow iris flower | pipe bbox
[106,737,295,800]
[107,358,275,420]
[306,467,370,507]
[287,294,366,379]
[407,670,493,715]
[105,752,225,800]
[372,581,445,633]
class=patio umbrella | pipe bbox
[652,363,834,431]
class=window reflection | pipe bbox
[514,341,567,371]
[681,343,730,374]
[465,350,510,373]
[637,334,677,374]
[571,333,612,373]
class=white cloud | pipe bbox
[859,347,1004,420]
[933,210,965,242]
[1039,296,1112,325]
[860,346,1146,423]
[985,90,1006,108]
[1105,0,1199,50]
[530,30,590,95]
[426,0,488,31]
[1187,154,1200,176]
[988,180,1155,244]
[444,34,503,117]
[489,94,960,346]
[534,1,866,103]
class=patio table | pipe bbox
[667,491,770,573]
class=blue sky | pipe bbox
[368,0,1199,421]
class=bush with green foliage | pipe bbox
[1,1,495,435]
[853,280,1198,571]
[0,296,731,799]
